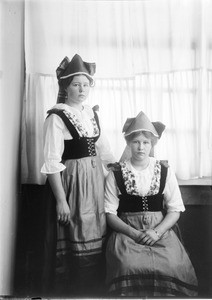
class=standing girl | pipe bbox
[41,54,115,296]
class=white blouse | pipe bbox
[41,103,115,174]
[104,157,185,214]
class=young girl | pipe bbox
[41,54,115,296]
[104,111,198,297]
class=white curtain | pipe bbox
[21,0,212,184]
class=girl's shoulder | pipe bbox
[83,104,94,117]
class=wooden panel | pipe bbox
[180,186,212,205]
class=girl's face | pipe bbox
[129,132,152,163]
[66,75,91,105]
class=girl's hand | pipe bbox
[136,229,161,246]
[47,173,71,225]
[56,200,71,225]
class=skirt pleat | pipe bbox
[106,211,198,297]
[42,156,106,296]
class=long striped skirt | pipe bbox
[42,156,106,297]
[106,211,198,297]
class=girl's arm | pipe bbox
[153,165,185,236]
[107,210,180,247]
[136,211,180,246]
[94,112,116,167]
[106,213,143,241]
[137,166,184,246]
[105,171,142,241]
[153,211,180,237]
[41,114,70,225]
[48,172,71,225]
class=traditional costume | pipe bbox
[41,54,115,296]
[104,111,198,297]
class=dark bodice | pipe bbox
[47,108,100,160]
[113,161,168,213]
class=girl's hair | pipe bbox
[125,130,158,147]
[59,74,94,89]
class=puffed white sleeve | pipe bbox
[96,129,116,167]
[163,166,185,212]
[104,171,120,215]
[94,111,116,167]
[41,114,66,174]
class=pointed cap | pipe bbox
[56,54,96,103]
[56,54,96,82]
[123,111,165,138]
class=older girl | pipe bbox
[41,54,115,296]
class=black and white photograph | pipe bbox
[0,0,212,298]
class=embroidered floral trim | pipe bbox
[148,160,161,195]
[91,117,99,136]
[120,160,161,196]
[120,161,139,195]
[63,110,99,137]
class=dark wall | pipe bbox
[178,203,212,297]
[14,185,46,297]
[14,184,212,297]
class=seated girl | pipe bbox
[104,111,198,297]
